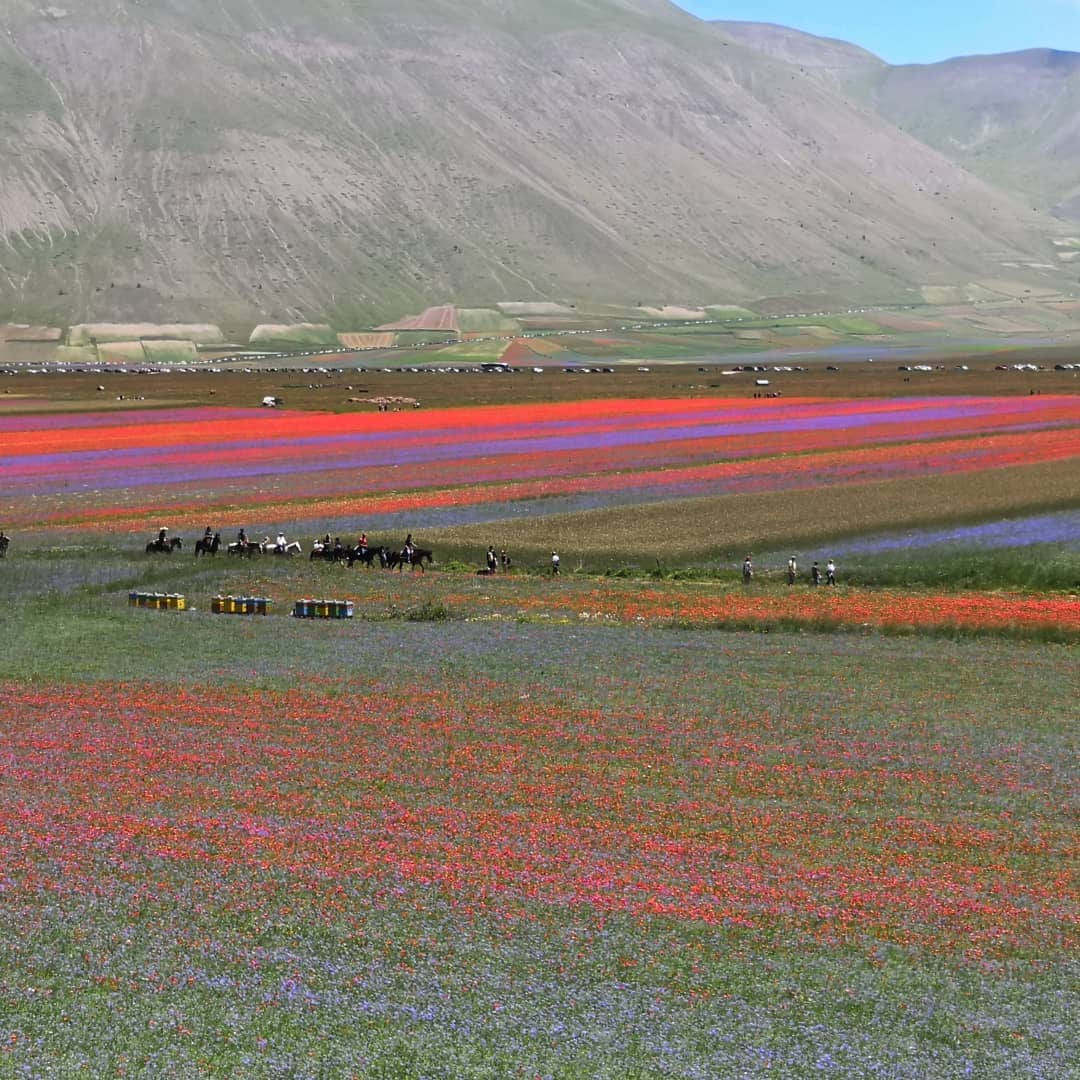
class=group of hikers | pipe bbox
[743,553,837,585]
[484,545,513,573]
[483,545,560,574]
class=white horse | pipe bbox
[262,537,302,556]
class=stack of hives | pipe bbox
[129,591,187,610]
[292,598,354,619]
[211,595,273,615]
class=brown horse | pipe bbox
[347,545,388,568]
[146,536,183,554]
[227,540,262,557]
[195,533,221,556]
[387,547,434,572]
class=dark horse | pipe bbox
[387,547,434,573]
[146,536,183,554]
[347,545,387,568]
[310,542,348,563]
[195,533,221,556]
[227,540,262,557]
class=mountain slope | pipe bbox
[868,50,1080,220]
[0,1,1067,326]
[715,23,1080,224]
[713,20,884,81]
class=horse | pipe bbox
[194,533,221,557]
[264,539,302,556]
[347,545,387,569]
[146,536,183,554]
[310,543,347,563]
[387,547,433,572]
[227,540,262,557]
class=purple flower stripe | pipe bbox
[829,510,1080,555]
[3,407,1067,496]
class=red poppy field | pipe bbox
[3,394,1078,537]
[0,387,1077,1076]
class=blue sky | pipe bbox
[678,1,1080,64]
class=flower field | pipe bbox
[1,386,1077,1075]
[2,395,1078,539]
[0,623,1077,1076]
[445,578,1080,636]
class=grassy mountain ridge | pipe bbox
[0,0,1069,326]
[717,22,1080,224]
[712,20,884,79]
[869,50,1080,221]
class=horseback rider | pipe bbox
[358,532,368,551]
[276,530,287,553]
[238,527,247,547]
[403,533,414,563]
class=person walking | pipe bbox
[811,561,822,586]
[742,553,753,583]
[551,550,560,575]
[826,558,837,586]
[787,554,797,585]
